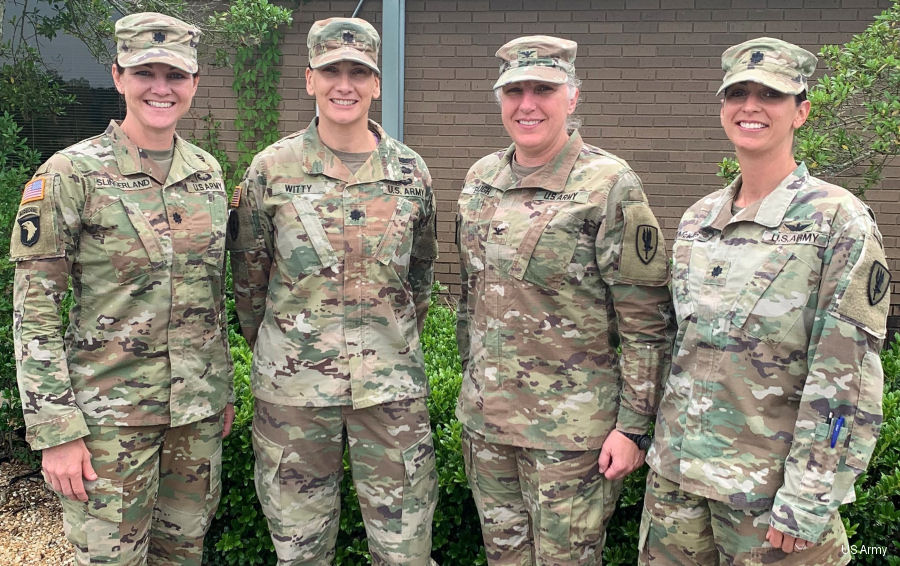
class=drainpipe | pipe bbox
[352,0,404,141]
[379,0,405,141]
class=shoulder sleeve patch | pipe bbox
[618,202,668,285]
[835,234,890,337]
[20,176,48,204]
[10,175,64,260]
[225,184,265,252]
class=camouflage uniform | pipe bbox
[642,38,890,566]
[456,36,674,566]
[227,20,438,565]
[11,13,230,565]
[228,114,438,563]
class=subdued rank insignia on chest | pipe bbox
[868,261,891,306]
[17,212,40,247]
[21,176,47,205]
[636,224,658,265]
[229,185,243,208]
[703,259,730,286]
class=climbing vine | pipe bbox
[232,30,285,181]
[204,0,293,187]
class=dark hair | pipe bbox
[114,61,198,77]
[795,90,807,105]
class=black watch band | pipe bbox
[621,431,652,451]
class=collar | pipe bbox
[701,162,809,231]
[482,130,583,192]
[106,120,207,185]
[299,118,403,185]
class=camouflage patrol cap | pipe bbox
[493,35,577,89]
[308,18,380,74]
[717,37,817,96]
[115,12,200,74]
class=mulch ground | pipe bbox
[0,459,74,565]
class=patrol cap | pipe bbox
[493,35,577,90]
[717,37,817,96]
[307,17,380,74]
[115,12,200,74]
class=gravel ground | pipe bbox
[0,460,75,565]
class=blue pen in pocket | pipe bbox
[830,416,845,449]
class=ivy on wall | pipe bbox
[232,30,285,179]
[203,0,294,187]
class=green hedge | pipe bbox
[205,290,900,565]
[0,113,41,463]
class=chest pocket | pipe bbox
[178,188,227,270]
[374,198,415,273]
[274,197,339,277]
[512,208,581,289]
[89,197,166,283]
[731,246,819,345]
[458,194,489,274]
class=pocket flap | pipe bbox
[402,433,436,481]
[291,197,339,268]
[252,429,285,485]
[83,477,124,523]
[119,198,166,268]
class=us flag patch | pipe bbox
[21,177,47,205]
[229,185,242,208]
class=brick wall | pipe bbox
[184,0,900,337]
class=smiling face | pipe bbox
[499,80,577,166]
[720,81,810,158]
[306,61,380,134]
[112,62,198,149]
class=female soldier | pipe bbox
[227,17,438,566]
[10,12,232,565]
[455,36,674,565]
[642,38,890,565]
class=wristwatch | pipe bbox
[620,431,652,451]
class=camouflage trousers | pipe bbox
[461,427,623,566]
[638,470,851,566]
[252,397,437,565]
[56,411,224,566]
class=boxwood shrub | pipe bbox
[205,282,900,565]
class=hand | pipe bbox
[42,438,97,502]
[598,429,646,480]
[766,526,814,554]
[223,403,235,438]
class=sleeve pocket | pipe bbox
[252,428,287,525]
[845,350,884,470]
